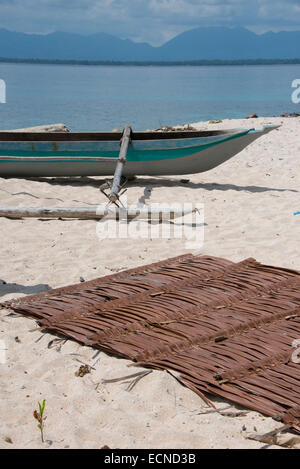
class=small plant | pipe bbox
[33,399,46,443]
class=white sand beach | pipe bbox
[0,116,300,449]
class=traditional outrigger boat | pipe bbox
[0,125,277,177]
[0,124,278,217]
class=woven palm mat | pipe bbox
[3,254,300,432]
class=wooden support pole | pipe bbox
[109,125,132,203]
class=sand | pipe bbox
[0,116,299,449]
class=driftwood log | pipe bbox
[2,123,70,132]
[0,206,196,220]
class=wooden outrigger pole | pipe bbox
[108,125,132,203]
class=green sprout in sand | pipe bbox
[33,399,46,443]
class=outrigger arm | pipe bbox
[108,125,132,203]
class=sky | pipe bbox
[0,0,300,45]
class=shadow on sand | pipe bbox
[20,176,298,195]
[0,281,51,297]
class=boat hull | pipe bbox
[0,126,277,177]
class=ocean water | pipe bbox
[0,62,299,131]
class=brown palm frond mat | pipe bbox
[3,254,300,432]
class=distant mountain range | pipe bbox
[1,27,300,61]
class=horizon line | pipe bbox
[0,57,300,66]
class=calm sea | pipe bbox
[0,62,299,131]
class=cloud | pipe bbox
[0,0,299,45]
[259,0,300,24]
